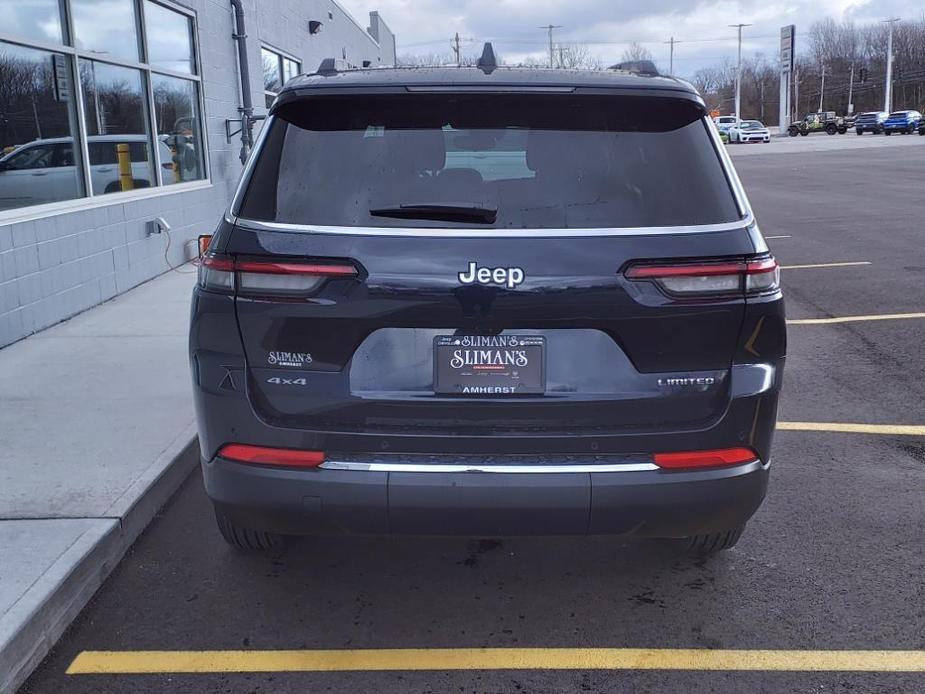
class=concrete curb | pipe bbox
[0,430,199,694]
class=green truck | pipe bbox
[788,111,854,136]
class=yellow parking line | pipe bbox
[787,312,925,325]
[765,235,791,239]
[66,648,925,674]
[778,422,925,436]
[781,261,871,270]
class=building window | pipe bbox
[80,61,155,195]
[0,0,207,214]
[262,46,300,109]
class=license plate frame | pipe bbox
[433,335,546,396]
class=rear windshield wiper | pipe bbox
[370,202,498,224]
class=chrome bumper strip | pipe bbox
[319,461,659,473]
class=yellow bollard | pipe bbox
[116,143,133,192]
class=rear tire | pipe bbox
[799,131,808,136]
[684,526,744,555]
[215,508,284,551]
[856,130,863,135]
[885,131,892,136]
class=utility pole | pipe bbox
[847,64,855,114]
[883,18,900,113]
[540,24,562,67]
[729,23,752,119]
[818,64,825,112]
[664,36,682,74]
[451,32,461,67]
[558,45,565,68]
[793,68,800,122]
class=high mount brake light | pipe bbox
[653,447,758,469]
[625,257,779,297]
[198,255,357,297]
[218,444,325,468]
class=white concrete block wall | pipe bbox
[0,0,393,349]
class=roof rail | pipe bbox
[608,60,660,77]
[477,42,497,74]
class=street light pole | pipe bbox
[729,23,752,119]
[818,64,825,112]
[883,18,900,113]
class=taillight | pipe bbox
[218,444,325,468]
[198,254,357,297]
[625,257,779,297]
[199,255,234,292]
[654,447,758,469]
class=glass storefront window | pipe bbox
[283,57,299,83]
[0,0,207,215]
[262,48,282,93]
[144,1,195,74]
[263,47,299,110]
[72,0,141,62]
[0,0,64,44]
[79,60,155,194]
[0,42,84,211]
[152,73,204,184]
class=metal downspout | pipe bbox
[230,0,254,164]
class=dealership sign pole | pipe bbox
[779,25,795,135]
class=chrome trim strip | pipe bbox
[320,461,659,473]
[231,215,755,239]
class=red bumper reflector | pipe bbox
[218,444,325,468]
[653,447,758,470]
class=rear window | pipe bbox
[240,94,741,229]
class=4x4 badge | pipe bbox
[458,262,525,289]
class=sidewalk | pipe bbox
[0,270,199,694]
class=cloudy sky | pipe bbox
[340,0,917,78]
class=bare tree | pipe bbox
[621,42,653,63]
[555,43,603,70]
[397,52,479,67]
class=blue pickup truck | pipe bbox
[882,110,923,135]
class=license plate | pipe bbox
[433,335,546,395]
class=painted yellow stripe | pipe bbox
[66,649,925,674]
[781,261,871,270]
[764,234,791,239]
[778,422,925,436]
[788,312,925,325]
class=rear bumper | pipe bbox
[204,455,769,537]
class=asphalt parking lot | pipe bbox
[21,136,925,694]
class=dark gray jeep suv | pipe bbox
[189,50,785,554]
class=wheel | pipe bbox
[799,131,808,136]
[214,508,284,551]
[885,131,892,136]
[684,526,745,555]
[825,124,837,135]
[919,129,925,136]
[907,125,915,134]
[856,129,863,135]
[788,129,798,137]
